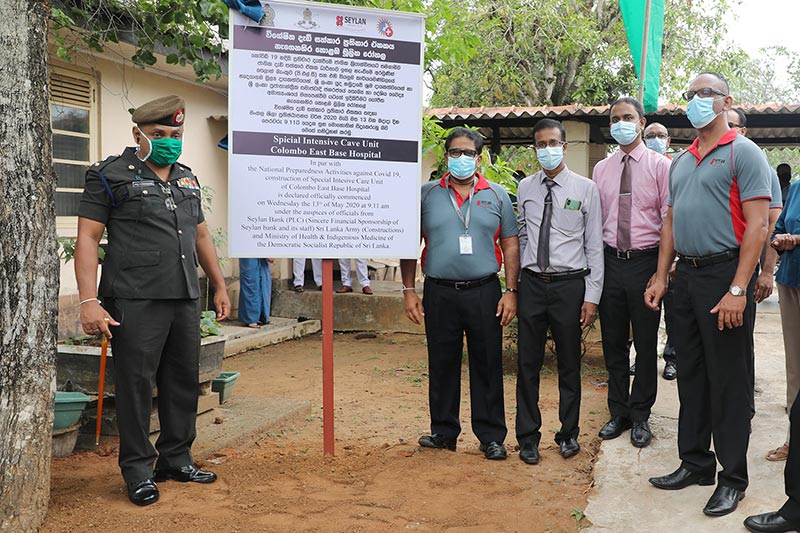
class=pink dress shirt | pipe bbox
[592,142,671,250]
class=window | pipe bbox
[50,66,98,231]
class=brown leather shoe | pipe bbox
[766,444,789,461]
[362,286,373,295]
[336,285,353,293]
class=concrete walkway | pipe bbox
[585,293,791,532]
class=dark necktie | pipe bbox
[537,178,556,271]
[617,154,632,251]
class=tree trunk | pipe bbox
[0,0,59,531]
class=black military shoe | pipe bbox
[703,485,745,517]
[127,479,159,506]
[663,361,677,380]
[631,420,652,448]
[559,437,580,459]
[744,511,800,532]
[479,441,507,460]
[649,466,715,490]
[418,433,457,451]
[519,442,539,465]
[598,416,631,440]
[154,464,217,484]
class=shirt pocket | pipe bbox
[552,208,583,236]
[121,183,161,220]
[633,176,660,212]
[176,187,201,217]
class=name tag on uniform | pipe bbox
[178,177,200,190]
[459,234,473,255]
[131,181,155,188]
[564,198,582,210]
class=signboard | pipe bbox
[228,0,425,258]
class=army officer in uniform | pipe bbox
[74,95,231,506]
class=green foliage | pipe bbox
[200,310,223,337]
[428,0,800,108]
[421,115,518,198]
[51,0,228,81]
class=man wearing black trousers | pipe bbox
[75,96,230,506]
[744,397,800,532]
[645,72,772,517]
[400,127,519,461]
[515,119,604,464]
[593,97,671,448]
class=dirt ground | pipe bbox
[44,332,610,533]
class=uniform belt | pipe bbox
[604,245,659,260]
[524,268,590,283]
[426,274,497,290]
[679,249,739,268]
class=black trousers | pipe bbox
[516,270,585,446]
[422,277,507,444]
[107,298,201,484]
[672,258,754,491]
[599,253,661,421]
[780,396,800,523]
[663,281,677,366]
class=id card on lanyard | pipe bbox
[448,177,477,255]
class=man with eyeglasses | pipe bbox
[642,122,679,382]
[645,72,772,517]
[515,118,603,464]
[593,97,671,449]
[75,96,230,506]
[400,127,519,461]
[643,122,671,158]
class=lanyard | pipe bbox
[447,177,477,235]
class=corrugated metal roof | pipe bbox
[425,104,800,148]
[425,103,800,120]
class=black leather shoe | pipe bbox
[479,441,507,460]
[559,438,580,459]
[631,420,652,448]
[744,511,800,532]
[127,479,159,506]
[519,442,539,465]
[649,466,715,490]
[153,464,217,484]
[599,416,631,440]
[663,361,677,380]
[418,434,457,451]
[703,485,745,517]
[629,364,636,376]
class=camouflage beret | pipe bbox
[131,95,185,126]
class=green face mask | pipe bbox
[138,128,183,167]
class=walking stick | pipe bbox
[95,323,109,446]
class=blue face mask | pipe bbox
[645,137,668,155]
[686,96,722,129]
[610,121,640,146]
[536,146,564,171]
[447,155,477,179]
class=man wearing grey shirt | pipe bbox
[515,118,604,465]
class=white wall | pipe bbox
[53,52,231,299]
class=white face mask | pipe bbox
[645,137,668,155]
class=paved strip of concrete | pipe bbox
[220,316,321,358]
[585,294,791,532]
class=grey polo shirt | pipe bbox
[669,130,772,257]
[770,169,783,209]
[517,166,604,304]
[420,173,518,281]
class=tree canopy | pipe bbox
[51,0,800,106]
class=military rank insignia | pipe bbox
[178,177,200,190]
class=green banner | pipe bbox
[620,0,665,113]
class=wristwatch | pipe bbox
[729,285,745,297]
[505,287,518,293]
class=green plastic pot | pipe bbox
[211,372,241,404]
[54,391,92,431]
